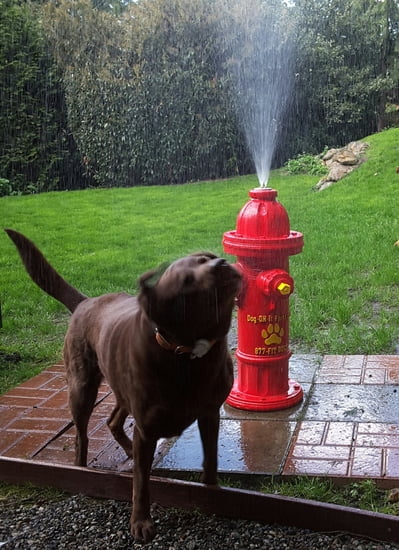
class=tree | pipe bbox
[291,0,399,151]
[374,0,399,130]
[8,0,396,193]
[0,0,86,194]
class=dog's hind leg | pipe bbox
[65,347,102,467]
[69,373,102,466]
[198,413,220,486]
[107,405,133,459]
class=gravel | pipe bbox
[1,493,398,550]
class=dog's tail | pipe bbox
[5,229,87,313]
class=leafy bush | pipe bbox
[42,0,250,188]
[0,0,91,194]
[284,152,328,176]
[0,177,40,197]
[0,178,11,197]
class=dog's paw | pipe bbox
[200,472,218,486]
[130,516,156,543]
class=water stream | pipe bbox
[222,0,296,187]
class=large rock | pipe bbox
[327,162,354,181]
[315,141,369,191]
[335,151,358,165]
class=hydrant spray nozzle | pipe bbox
[256,269,294,298]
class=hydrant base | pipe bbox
[226,379,303,412]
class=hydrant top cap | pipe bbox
[249,188,277,200]
[237,187,290,239]
[222,187,304,257]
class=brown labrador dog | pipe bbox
[5,229,241,542]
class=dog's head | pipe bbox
[139,253,241,348]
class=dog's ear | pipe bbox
[139,262,170,290]
[138,262,170,317]
[138,272,154,317]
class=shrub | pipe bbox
[0,178,12,197]
[284,152,328,176]
[0,0,90,194]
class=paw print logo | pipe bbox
[261,323,284,345]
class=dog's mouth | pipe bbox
[151,287,238,348]
[210,257,241,287]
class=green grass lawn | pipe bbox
[1,128,398,392]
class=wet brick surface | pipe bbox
[1,354,399,485]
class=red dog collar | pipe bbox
[154,328,216,359]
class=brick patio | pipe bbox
[1,355,398,487]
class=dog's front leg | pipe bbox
[107,405,133,458]
[131,425,157,543]
[198,413,220,486]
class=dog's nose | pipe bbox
[209,257,228,269]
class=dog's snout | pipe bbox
[209,257,227,269]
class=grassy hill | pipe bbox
[0,127,398,391]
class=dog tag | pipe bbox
[191,339,211,359]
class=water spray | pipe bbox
[224,1,295,187]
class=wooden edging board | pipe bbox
[0,457,398,543]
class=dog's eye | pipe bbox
[197,256,208,265]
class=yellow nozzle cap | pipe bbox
[277,282,291,296]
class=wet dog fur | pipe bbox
[5,229,241,542]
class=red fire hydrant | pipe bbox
[223,188,303,411]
